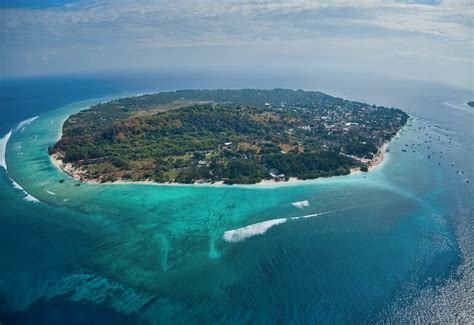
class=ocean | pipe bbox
[0,71,472,323]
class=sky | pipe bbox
[0,0,472,88]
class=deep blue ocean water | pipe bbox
[0,71,472,324]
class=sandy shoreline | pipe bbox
[48,95,405,188]
[50,139,390,188]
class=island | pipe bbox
[49,89,408,184]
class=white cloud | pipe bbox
[0,0,472,87]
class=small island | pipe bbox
[49,89,408,184]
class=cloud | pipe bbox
[0,0,472,87]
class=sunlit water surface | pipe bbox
[0,72,472,323]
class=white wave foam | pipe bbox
[11,179,22,190]
[290,211,332,220]
[223,218,288,242]
[15,116,39,133]
[0,130,12,171]
[291,200,310,209]
[10,178,40,203]
[223,211,334,243]
[45,190,56,195]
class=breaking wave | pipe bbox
[11,178,40,203]
[291,200,310,209]
[223,211,334,243]
[15,116,39,133]
[0,130,12,171]
[290,211,332,220]
[1,128,40,203]
[223,218,288,242]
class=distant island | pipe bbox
[49,89,408,184]
[467,101,474,108]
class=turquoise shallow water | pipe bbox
[0,74,472,323]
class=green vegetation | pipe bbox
[50,89,408,184]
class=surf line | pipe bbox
[1,116,41,171]
[15,116,39,133]
[0,130,12,171]
[11,178,40,203]
[1,128,40,203]
[222,211,333,243]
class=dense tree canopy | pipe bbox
[51,89,408,184]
